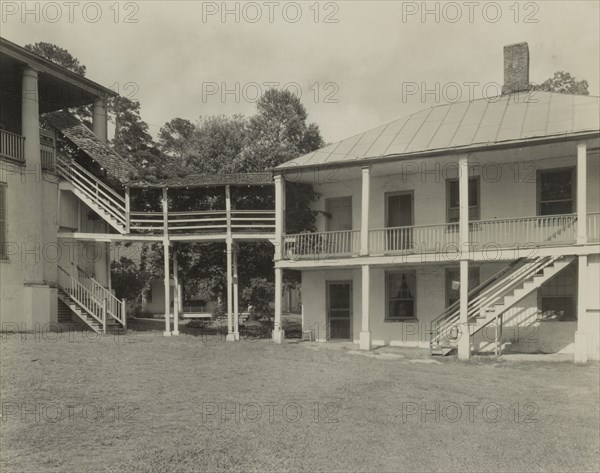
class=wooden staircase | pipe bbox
[430,255,576,356]
[57,265,127,335]
[56,155,128,234]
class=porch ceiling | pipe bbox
[277,92,600,172]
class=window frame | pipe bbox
[385,269,417,322]
[324,196,353,232]
[536,167,576,216]
[446,176,480,223]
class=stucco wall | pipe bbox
[0,169,58,329]
[301,260,589,354]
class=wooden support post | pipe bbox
[162,187,171,336]
[273,267,284,343]
[575,255,589,363]
[458,156,471,360]
[359,264,371,350]
[172,251,179,336]
[122,299,127,330]
[225,185,235,341]
[577,142,587,245]
[233,243,240,340]
[124,187,131,233]
[102,298,107,335]
[360,167,370,256]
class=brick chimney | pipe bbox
[502,42,530,94]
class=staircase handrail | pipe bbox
[56,156,127,226]
[431,256,560,344]
[76,265,127,328]
[57,265,106,330]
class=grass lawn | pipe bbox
[1,324,599,473]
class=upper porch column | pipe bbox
[457,156,471,360]
[274,174,285,260]
[360,166,370,256]
[21,66,43,283]
[92,98,108,143]
[577,142,587,245]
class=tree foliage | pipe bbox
[532,71,589,95]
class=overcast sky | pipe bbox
[3,1,599,143]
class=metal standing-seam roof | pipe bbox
[277,92,600,169]
[44,110,138,183]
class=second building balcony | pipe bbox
[283,213,599,261]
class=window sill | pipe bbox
[384,317,418,323]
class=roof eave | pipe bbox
[274,130,600,175]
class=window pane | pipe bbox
[468,179,479,207]
[540,170,573,201]
[540,201,573,216]
[448,180,459,208]
[388,300,415,319]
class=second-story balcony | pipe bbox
[129,210,276,235]
[283,213,600,261]
[0,128,56,171]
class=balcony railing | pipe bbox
[284,229,360,259]
[282,214,588,260]
[0,129,55,170]
[0,129,25,162]
[129,210,275,234]
[40,128,56,171]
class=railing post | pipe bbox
[577,142,587,245]
[102,298,107,335]
[122,299,127,329]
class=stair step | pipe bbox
[431,347,455,356]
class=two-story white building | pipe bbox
[271,43,600,362]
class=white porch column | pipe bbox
[233,243,240,341]
[273,267,284,343]
[162,187,171,336]
[360,167,370,256]
[172,252,179,336]
[574,255,589,364]
[359,264,371,350]
[457,156,471,360]
[577,142,587,245]
[21,67,43,284]
[274,175,285,260]
[225,185,235,342]
[92,98,108,143]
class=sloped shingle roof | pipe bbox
[278,92,600,169]
[130,173,273,188]
[44,111,138,183]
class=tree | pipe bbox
[532,71,589,95]
[109,95,163,177]
[24,41,92,124]
[158,118,195,157]
[111,256,151,301]
[239,89,325,171]
[24,42,87,75]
